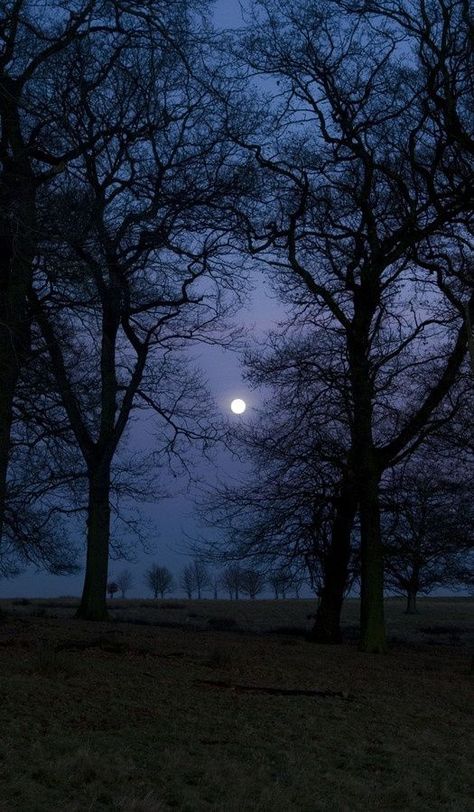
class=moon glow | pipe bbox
[230,398,246,414]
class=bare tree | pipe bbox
[221,564,242,600]
[268,570,293,600]
[211,572,220,599]
[116,569,133,600]
[191,559,211,599]
[220,0,474,651]
[198,326,360,641]
[382,455,474,613]
[107,581,119,599]
[180,564,196,599]
[145,564,174,600]
[0,0,156,543]
[29,5,243,621]
[292,575,306,599]
[240,568,265,599]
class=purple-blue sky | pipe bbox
[213,0,246,29]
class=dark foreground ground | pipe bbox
[0,598,472,811]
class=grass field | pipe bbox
[0,598,473,811]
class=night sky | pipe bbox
[2,1,469,604]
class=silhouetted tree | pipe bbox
[240,568,265,599]
[212,572,220,599]
[221,564,242,600]
[116,570,133,600]
[180,564,196,599]
[382,456,474,612]
[191,559,211,599]
[221,0,474,650]
[107,581,119,599]
[30,3,242,621]
[268,570,293,600]
[198,327,360,642]
[0,0,158,543]
[145,565,174,600]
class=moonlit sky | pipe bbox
[3,2,466,601]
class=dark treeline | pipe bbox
[107,561,304,600]
[0,0,473,652]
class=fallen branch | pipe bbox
[194,678,353,700]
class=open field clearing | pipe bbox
[0,599,472,811]
[4,596,474,646]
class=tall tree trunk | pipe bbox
[76,463,112,621]
[0,156,36,540]
[359,468,386,652]
[349,314,387,653]
[309,475,358,643]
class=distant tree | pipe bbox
[292,574,306,599]
[107,581,119,599]
[191,559,211,599]
[212,573,220,600]
[116,570,133,600]
[221,565,242,600]
[239,569,265,599]
[268,571,291,600]
[382,459,474,613]
[180,565,196,600]
[145,565,174,600]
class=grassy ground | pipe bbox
[0,598,472,811]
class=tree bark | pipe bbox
[350,321,387,653]
[358,467,386,652]
[76,463,112,621]
[309,475,358,643]
[405,591,418,614]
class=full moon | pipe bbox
[230,398,246,414]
